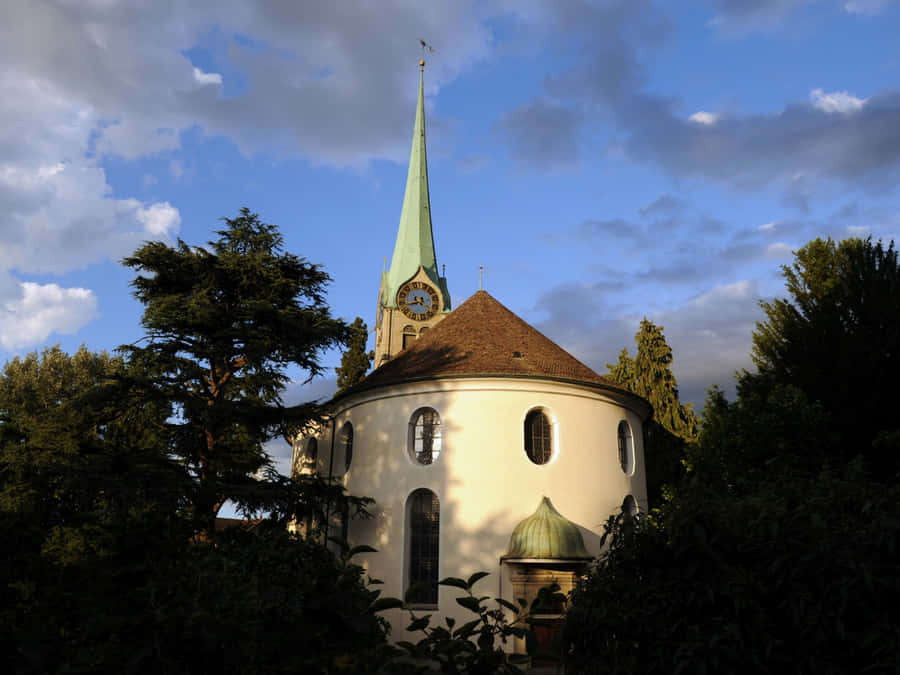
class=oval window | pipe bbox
[409,408,442,465]
[617,421,633,475]
[524,409,553,465]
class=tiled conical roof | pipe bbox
[502,497,592,561]
[351,290,613,392]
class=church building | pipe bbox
[292,61,650,647]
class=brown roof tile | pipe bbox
[350,290,615,393]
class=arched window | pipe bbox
[622,494,638,516]
[406,488,440,606]
[617,421,633,474]
[341,422,354,472]
[402,325,417,350]
[307,438,318,464]
[409,408,442,465]
[524,409,553,465]
[419,326,429,336]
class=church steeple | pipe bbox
[383,61,449,309]
[374,61,451,366]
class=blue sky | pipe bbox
[3,0,899,441]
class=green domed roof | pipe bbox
[502,497,592,561]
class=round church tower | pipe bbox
[295,289,650,643]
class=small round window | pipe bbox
[617,421,633,475]
[524,409,553,465]
[409,408,442,465]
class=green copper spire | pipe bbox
[382,62,450,310]
[502,497,592,561]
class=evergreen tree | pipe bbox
[631,319,697,442]
[606,347,636,391]
[335,317,373,395]
[121,208,350,535]
[607,320,697,505]
[606,321,696,441]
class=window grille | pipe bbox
[407,489,439,605]
[524,410,552,464]
[412,409,442,464]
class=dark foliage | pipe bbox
[565,465,900,674]
[1,346,389,674]
[389,572,538,674]
[752,236,900,480]
[568,237,900,673]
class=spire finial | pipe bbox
[419,39,434,72]
[479,265,484,290]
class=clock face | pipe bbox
[398,281,439,320]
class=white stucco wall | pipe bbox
[298,376,648,642]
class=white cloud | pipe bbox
[810,87,867,114]
[142,173,158,186]
[136,201,181,236]
[689,110,719,125]
[0,282,98,350]
[759,221,776,231]
[0,157,181,275]
[844,0,890,14]
[193,66,223,86]
[765,242,794,257]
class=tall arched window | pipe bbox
[409,408,442,465]
[307,438,318,464]
[617,421,633,474]
[341,422,354,472]
[622,494,638,516]
[406,488,440,606]
[524,409,553,465]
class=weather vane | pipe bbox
[419,38,435,68]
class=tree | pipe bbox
[0,345,190,674]
[607,319,697,504]
[1,344,391,674]
[335,317,373,395]
[121,208,350,535]
[752,237,900,479]
[564,464,900,674]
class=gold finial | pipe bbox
[419,59,425,68]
